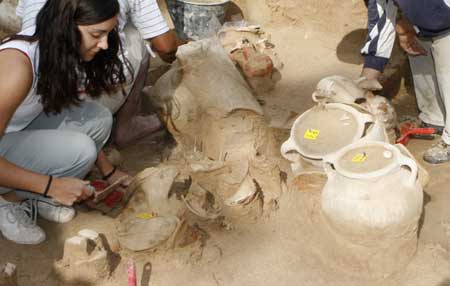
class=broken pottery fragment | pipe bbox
[116,215,180,251]
[225,175,258,207]
[359,93,397,142]
[54,229,112,282]
[183,183,222,219]
[312,75,365,104]
[311,75,397,143]
[149,39,283,219]
[116,166,193,252]
[126,166,185,217]
[140,166,178,209]
[78,229,99,241]
[189,157,226,173]
[218,21,283,70]
[218,22,282,92]
[222,190,263,220]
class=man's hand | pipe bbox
[148,30,185,63]
[396,17,427,56]
[47,177,94,206]
[361,67,382,80]
[397,33,427,56]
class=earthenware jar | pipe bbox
[321,140,423,237]
[281,103,387,169]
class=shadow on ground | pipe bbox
[438,278,450,286]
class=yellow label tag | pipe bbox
[304,129,320,140]
[352,153,367,163]
[136,213,156,219]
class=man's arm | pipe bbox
[130,0,184,63]
[360,0,398,79]
[395,16,427,56]
[147,30,185,63]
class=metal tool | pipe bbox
[91,176,129,204]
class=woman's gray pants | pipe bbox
[0,101,113,199]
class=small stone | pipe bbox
[0,262,17,286]
[78,229,99,241]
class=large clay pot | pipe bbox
[321,141,422,235]
[281,103,387,169]
[319,140,423,276]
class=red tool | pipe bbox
[396,123,435,145]
[127,258,137,286]
[90,176,128,204]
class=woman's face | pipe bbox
[77,15,118,62]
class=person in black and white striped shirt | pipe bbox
[17,0,183,146]
[361,0,450,164]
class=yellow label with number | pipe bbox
[304,129,320,140]
[136,213,156,219]
[352,153,367,163]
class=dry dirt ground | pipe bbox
[1,0,450,285]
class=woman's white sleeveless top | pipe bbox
[0,32,42,133]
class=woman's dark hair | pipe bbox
[6,0,131,113]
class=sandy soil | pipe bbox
[1,0,450,285]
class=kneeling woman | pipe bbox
[0,0,131,244]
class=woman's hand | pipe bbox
[47,177,94,206]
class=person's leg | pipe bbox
[0,130,98,197]
[26,101,113,152]
[112,23,162,147]
[0,101,111,196]
[0,130,98,244]
[422,32,450,163]
[0,101,113,244]
[0,101,112,198]
[113,52,162,147]
[23,100,115,205]
[408,38,445,128]
[432,32,450,143]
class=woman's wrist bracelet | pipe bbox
[43,175,53,197]
[102,166,117,181]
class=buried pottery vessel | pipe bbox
[148,39,283,217]
[320,141,423,276]
[281,103,387,171]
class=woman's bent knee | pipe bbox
[63,132,98,178]
[83,102,113,150]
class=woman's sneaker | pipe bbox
[0,199,46,245]
[423,139,450,164]
[32,199,76,223]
